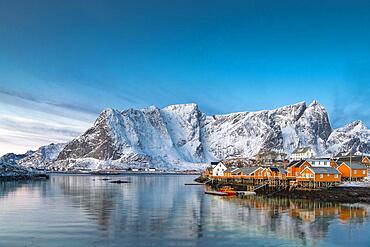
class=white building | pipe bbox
[212,162,227,176]
[309,159,331,167]
[290,147,315,161]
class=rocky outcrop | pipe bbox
[2,100,369,171]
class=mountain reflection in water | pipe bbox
[0,175,369,247]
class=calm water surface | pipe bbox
[0,175,369,247]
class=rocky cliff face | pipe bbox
[53,100,368,169]
[56,104,206,169]
[18,143,66,168]
[2,100,369,171]
[201,100,332,159]
[326,120,370,155]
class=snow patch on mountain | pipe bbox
[2,100,369,171]
[18,143,66,168]
[326,120,370,155]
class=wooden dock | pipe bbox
[205,191,228,196]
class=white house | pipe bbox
[309,159,331,167]
[290,147,315,161]
[212,162,227,176]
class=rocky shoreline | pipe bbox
[266,187,370,203]
[195,176,370,203]
[0,173,49,181]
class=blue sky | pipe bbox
[0,0,369,155]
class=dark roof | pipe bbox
[211,161,220,165]
[335,156,364,163]
[289,160,309,168]
[287,160,300,167]
[231,168,242,175]
[339,161,367,170]
[225,167,239,173]
[269,167,280,172]
[240,167,261,175]
[278,168,287,174]
[292,147,312,154]
[308,167,340,175]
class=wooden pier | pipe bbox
[207,176,340,192]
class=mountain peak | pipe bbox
[94,108,120,125]
[346,120,366,130]
[20,100,368,170]
[162,103,199,112]
[308,100,325,109]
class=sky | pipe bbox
[0,0,369,155]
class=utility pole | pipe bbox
[350,150,352,182]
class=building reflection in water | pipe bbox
[54,175,369,245]
[1,175,369,247]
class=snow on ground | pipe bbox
[338,174,370,187]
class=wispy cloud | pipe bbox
[0,87,100,115]
[0,91,96,155]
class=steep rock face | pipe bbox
[326,121,370,155]
[18,143,66,168]
[294,101,332,154]
[21,100,367,170]
[202,102,307,159]
[57,104,206,167]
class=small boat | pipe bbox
[218,186,236,196]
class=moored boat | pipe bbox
[218,186,236,196]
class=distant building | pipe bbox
[333,155,370,167]
[144,167,156,172]
[255,150,287,164]
[309,159,331,167]
[290,147,314,161]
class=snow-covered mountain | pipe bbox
[18,143,66,168]
[0,143,66,174]
[0,152,34,178]
[52,100,368,170]
[1,100,369,171]
[326,120,370,155]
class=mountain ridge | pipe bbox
[1,100,369,171]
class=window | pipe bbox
[320,174,323,178]
[363,170,366,175]
[354,170,357,174]
[335,174,338,178]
